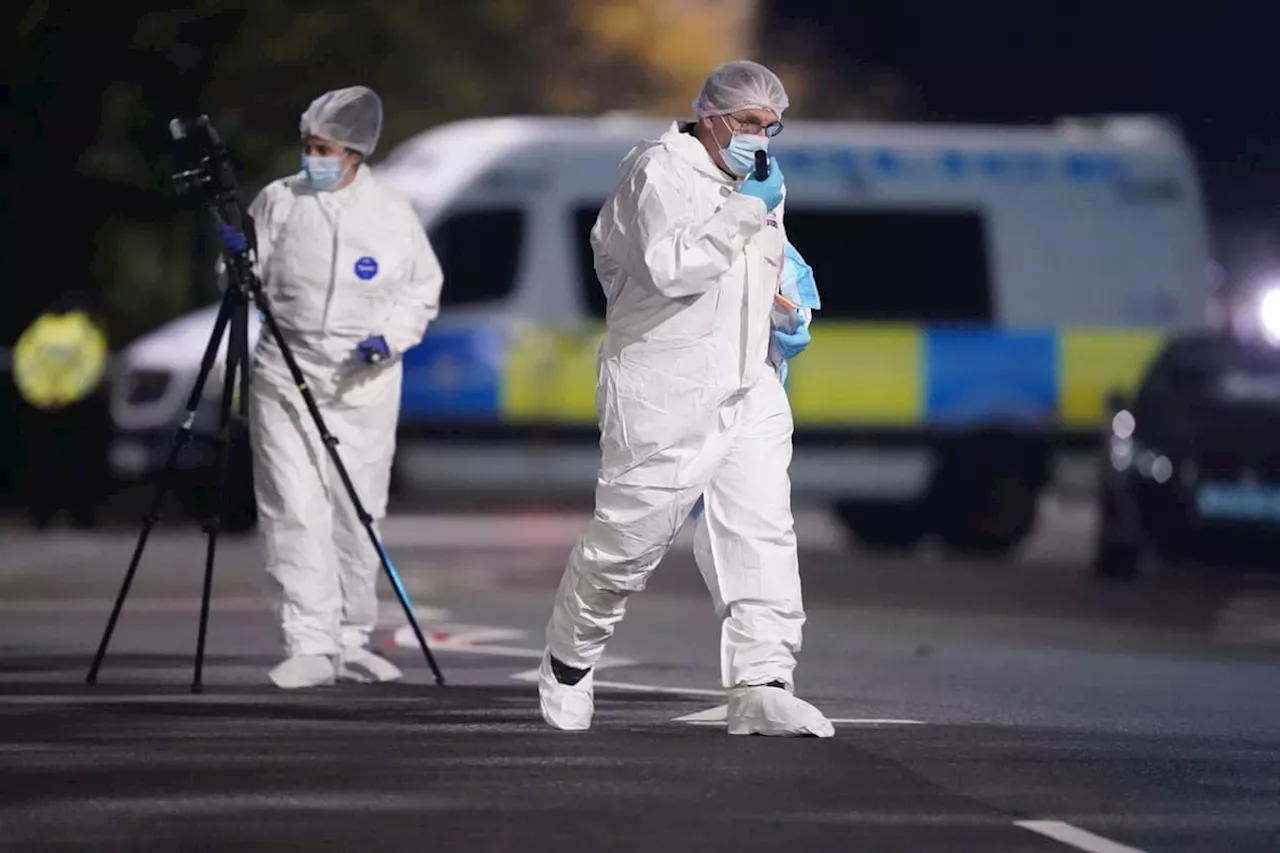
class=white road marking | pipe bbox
[671,704,729,722]
[392,623,638,672]
[671,703,926,725]
[395,622,731,700]
[376,602,451,626]
[393,628,542,659]
[1016,820,1148,853]
[510,672,726,699]
[417,627,529,646]
[592,679,723,698]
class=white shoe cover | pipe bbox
[337,647,403,683]
[268,654,336,689]
[538,651,594,731]
[727,685,835,738]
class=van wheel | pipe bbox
[833,500,927,551]
[1093,541,1140,579]
[931,434,1045,560]
[936,473,1039,558]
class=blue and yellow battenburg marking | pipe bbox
[397,321,1165,430]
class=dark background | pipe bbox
[5,1,1276,347]
[3,1,1276,506]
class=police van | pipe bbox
[108,113,1212,552]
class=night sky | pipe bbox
[767,3,1278,236]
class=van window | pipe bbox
[782,209,993,322]
[572,206,608,317]
[428,208,524,307]
[570,206,992,322]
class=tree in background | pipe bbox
[9,0,765,344]
[202,0,764,174]
[757,16,924,120]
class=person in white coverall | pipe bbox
[539,61,834,737]
[217,86,445,689]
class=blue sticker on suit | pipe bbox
[354,256,379,280]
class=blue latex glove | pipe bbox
[357,335,390,365]
[739,156,785,212]
[779,360,790,388]
[773,317,811,360]
[217,224,247,254]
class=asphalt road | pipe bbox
[2,501,1279,852]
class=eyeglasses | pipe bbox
[727,114,784,138]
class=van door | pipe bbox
[398,175,545,425]
[498,142,629,428]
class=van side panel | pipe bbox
[120,121,1202,434]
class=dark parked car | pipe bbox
[1093,331,1280,578]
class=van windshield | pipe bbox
[572,205,993,321]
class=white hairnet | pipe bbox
[691,60,790,120]
[299,86,384,156]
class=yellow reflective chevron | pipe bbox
[502,322,602,423]
[787,324,924,424]
[1057,329,1164,426]
[13,311,108,410]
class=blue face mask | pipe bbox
[719,118,770,176]
[302,154,347,191]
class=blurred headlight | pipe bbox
[1260,287,1280,342]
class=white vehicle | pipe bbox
[109,113,1212,551]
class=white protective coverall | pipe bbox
[540,61,833,738]
[247,87,444,688]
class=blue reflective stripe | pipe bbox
[923,327,1059,425]
[399,324,502,419]
[775,146,1128,184]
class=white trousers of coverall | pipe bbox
[546,369,803,690]
[249,356,398,658]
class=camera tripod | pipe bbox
[85,115,445,692]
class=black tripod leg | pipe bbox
[192,295,248,693]
[87,289,236,686]
[251,297,445,685]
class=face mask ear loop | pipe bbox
[717,115,734,149]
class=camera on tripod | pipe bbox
[167,115,257,264]
[169,116,230,197]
